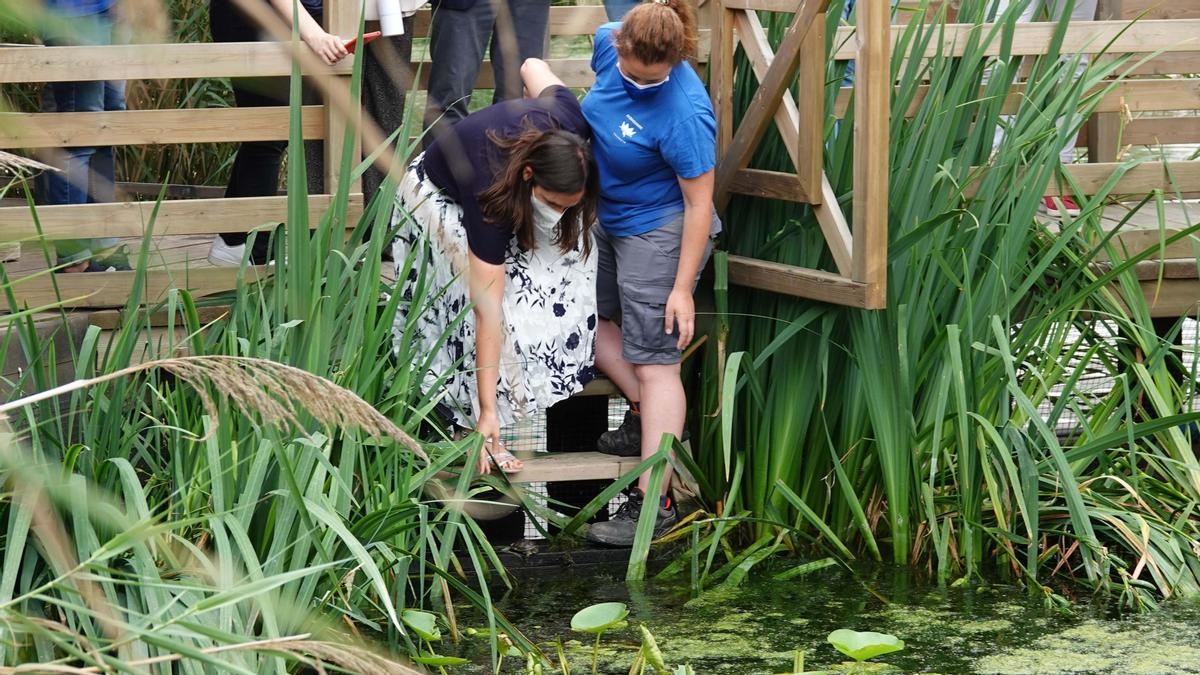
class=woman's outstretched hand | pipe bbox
[475,412,503,474]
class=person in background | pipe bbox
[838,0,898,86]
[992,0,1099,217]
[360,17,414,225]
[422,0,549,145]
[391,58,599,475]
[581,0,720,546]
[357,0,424,248]
[41,0,130,272]
[603,0,639,22]
[206,0,348,267]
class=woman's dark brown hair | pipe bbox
[478,125,598,258]
[614,0,698,66]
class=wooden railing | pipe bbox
[1,0,1197,311]
[711,0,889,308]
[708,0,1200,310]
[1087,0,1200,163]
[0,0,364,309]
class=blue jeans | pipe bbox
[840,0,900,88]
[424,0,550,143]
[42,9,124,264]
[603,0,640,21]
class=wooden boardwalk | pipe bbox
[2,199,1196,311]
[4,233,217,276]
[1072,200,1199,317]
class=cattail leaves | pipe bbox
[697,0,1200,603]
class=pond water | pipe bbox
[449,561,1200,674]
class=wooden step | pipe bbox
[578,377,620,397]
[508,451,641,483]
[1,313,89,401]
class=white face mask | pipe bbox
[530,192,565,245]
[618,63,670,99]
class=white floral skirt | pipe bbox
[390,154,598,429]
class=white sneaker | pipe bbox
[0,242,19,262]
[207,236,246,267]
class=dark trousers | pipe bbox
[423,0,550,145]
[210,1,324,262]
[360,21,414,217]
[42,9,125,264]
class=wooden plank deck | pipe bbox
[1061,200,1199,317]
[507,451,642,484]
[4,234,218,276]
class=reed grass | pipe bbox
[0,5,537,672]
[687,0,1200,608]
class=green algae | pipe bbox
[975,620,1200,674]
[448,564,1200,674]
[956,619,1013,634]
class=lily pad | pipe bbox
[827,629,905,662]
[411,655,469,666]
[402,609,441,641]
[571,602,629,634]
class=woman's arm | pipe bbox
[665,169,714,350]
[267,0,348,65]
[467,251,506,473]
[520,57,566,98]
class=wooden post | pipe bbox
[797,10,825,204]
[851,0,889,308]
[1086,0,1124,163]
[713,0,825,212]
[324,0,361,196]
[709,0,736,164]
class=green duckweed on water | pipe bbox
[450,563,1200,673]
[975,620,1200,674]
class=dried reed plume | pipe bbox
[113,0,170,44]
[0,630,424,674]
[0,355,427,461]
[0,150,54,176]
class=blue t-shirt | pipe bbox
[581,22,716,237]
[46,0,114,15]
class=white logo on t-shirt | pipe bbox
[619,121,637,138]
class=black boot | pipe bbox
[585,490,677,547]
[597,410,641,457]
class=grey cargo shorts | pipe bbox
[596,210,722,365]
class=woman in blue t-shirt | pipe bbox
[581,0,721,545]
[391,59,600,475]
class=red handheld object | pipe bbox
[344,31,381,54]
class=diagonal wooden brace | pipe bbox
[731,9,852,276]
[713,0,828,212]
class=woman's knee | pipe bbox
[633,362,681,383]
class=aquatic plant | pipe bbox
[640,624,669,673]
[609,619,700,672]
[827,629,905,668]
[571,601,629,673]
[403,609,470,672]
[685,0,1200,607]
